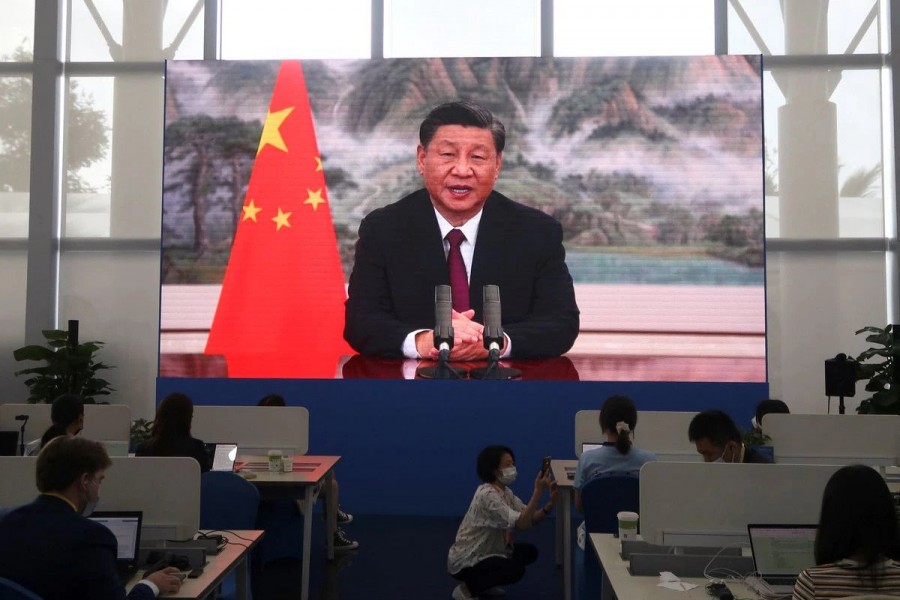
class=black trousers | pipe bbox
[452,543,539,596]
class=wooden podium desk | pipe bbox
[550,458,578,600]
[340,354,580,380]
[590,533,760,600]
[128,530,263,600]
[237,455,340,600]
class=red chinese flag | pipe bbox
[205,60,353,378]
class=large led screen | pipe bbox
[160,56,765,382]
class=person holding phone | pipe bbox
[448,445,557,600]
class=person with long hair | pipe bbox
[135,393,211,472]
[448,444,556,599]
[792,464,900,599]
[39,393,85,449]
[257,394,358,551]
[573,395,656,512]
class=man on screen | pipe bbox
[344,101,579,360]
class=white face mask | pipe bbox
[498,466,517,485]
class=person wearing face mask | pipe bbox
[752,398,790,434]
[37,393,85,449]
[0,436,183,600]
[688,409,773,463]
[447,444,557,600]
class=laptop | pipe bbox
[581,442,603,454]
[89,511,143,584]
[206,442,239,471]
[746,524,817,596]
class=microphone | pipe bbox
[470,285,521,380]
[482,284,503,360]
[416,285,465,379]
[14,415,28,421]
[433,284,454,359]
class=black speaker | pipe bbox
[824,354,856,397]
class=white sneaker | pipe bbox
[451,583,474,600]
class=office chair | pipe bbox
[0,577,42,600]
[576,473,640,600]
[200,471,260,600]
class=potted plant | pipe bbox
[13,329,114,404]
[853,325,900,415]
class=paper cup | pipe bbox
[617,511,639,541]
[282,455,294,473]
[267,449,283,472]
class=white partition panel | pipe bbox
[763,413,900,465]
[0,403,132,448]
[640,462,841,547]
[0,456,200,541]
[575,409,700,461]
[191,405,309,456]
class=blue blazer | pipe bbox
[344,189,580,358]
[0,495,155,600]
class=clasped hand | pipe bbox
[416,309,492,361]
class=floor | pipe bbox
[252,514,566,600]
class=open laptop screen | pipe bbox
[90,511,143,562]
[207,443,238,471]
[748,525,817,576]
[581,442,603,454]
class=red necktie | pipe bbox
[446,229,469,312]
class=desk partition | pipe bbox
[639,462,841,547]
[0,403,132,448]
[0,456,200,541]
[763,413,900,466]
[191,405,309,456]
[575,410,700,461]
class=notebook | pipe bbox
[746,524,817,596]
[90,511,143,584]
[206,442,239,471]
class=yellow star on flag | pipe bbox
[314,156,323,171]
[304,188,326,211]
[272,207,292,231]
[242,199,262,222]
[257,106,294,155]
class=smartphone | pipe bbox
[540,456,552,476]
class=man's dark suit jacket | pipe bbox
[344,189,580,358]
[0,495,155,600]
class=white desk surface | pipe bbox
[129,530,263,600]
[236,454,340,600]
[590,533,761,600]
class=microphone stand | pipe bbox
[16,415,28,456]
[417,343,466,379]
[470,342,521,380]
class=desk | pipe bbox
[237,455,339,600]
[589,533,759,600]
[129,530,263,600]
[340,354,580,380]
[550,458,577,600]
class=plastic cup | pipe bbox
[267,449,283,472]
[282,455,294,473]
[617,511,639,541]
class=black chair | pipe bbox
[577,473,640,600]
[0,577,42,600]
